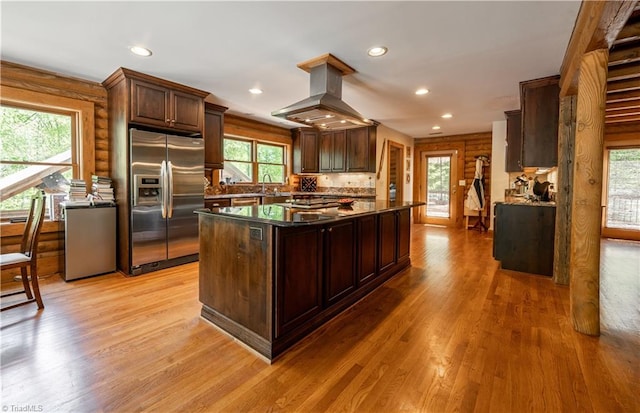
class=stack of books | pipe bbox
[91,175,115,202]
[67,179,87,202]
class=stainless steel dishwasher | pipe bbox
[62,203,116,281]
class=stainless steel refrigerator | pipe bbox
[130,128,203,275]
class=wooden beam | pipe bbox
[605,98,640,110]
[570,49,608,336]
[604,107,640,117]
[609,44,640,65]
[553,95,576,286]
[606,88,640,102]
[560,1,637,97]
[606,78,640,93]
[605,113,640,123]
[607,61,640,80]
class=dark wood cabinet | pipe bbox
[397,208,411,263]
[493,203,556,276]
[292,129,319,173]
[276,226,323,337]
[505,110,523,172]
[204,102,228,170]
[357,214,378,286]
[520,76,560,168]
[130,77,205,133]
[378,211,397,273]
[199,205,416,360]
[204,198,231,209]
[323,220,356,306]
[319,130,346,172]
[346,126,377,172]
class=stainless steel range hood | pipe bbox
[272,54,373,130]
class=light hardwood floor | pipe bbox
[1,225,638,412]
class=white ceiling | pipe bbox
[1,1,581,138]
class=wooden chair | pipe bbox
[1,190,46,311]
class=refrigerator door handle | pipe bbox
[160,160,167,219]
[167,160,174,218]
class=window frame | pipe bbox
[1,85,95,221]
[222,134,288,184]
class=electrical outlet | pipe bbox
[249,227,263,240]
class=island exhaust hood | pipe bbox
[272,54,373,130]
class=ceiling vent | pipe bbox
[272,53,373,130]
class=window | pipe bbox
[0,104,76,218]
[605,147,640,231]
[222,137,286,184]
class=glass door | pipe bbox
[419,151,457,226]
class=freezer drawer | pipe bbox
[63,206,116,281]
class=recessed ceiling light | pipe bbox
[432,125,441,130]
[367,46,388,57]
[415,88,429,95]
[249,88,263,95]
[441,113,453,119]
[130,46,152,57]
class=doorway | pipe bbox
[387,141,404,202]
[418,151,458,225]
[602,146,640,240]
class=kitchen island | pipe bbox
[196,200,423,361]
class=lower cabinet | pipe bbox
[493,203,556,276]
[357,214,378,286]
[324,220,356,306]
[397,208,411,263]
[275,226,323,337]
[378,211,397,273]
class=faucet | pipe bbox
[262,173,272,194]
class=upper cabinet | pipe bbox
[103,68,209,135]
[505,110,523,172]
[319,130,346,173]
[204,102,228,170]
[346,126,377,172]
[292,128,319,173]
[293,125,377,174]
[520,76,560,168]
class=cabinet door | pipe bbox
[319,131,333,173]
[347,126,376,172]
[171,90,203,133]
[324,220,356,306]
[130,79,171,128]
[293,129,319,173]
[204,108,224,169]
[505,110,523,172]
[397,208,411,263]
[332,130,346,172]
[378,211,397,273]
[357,214,378,286]
[521,76,560,168]
[275,227,322,337]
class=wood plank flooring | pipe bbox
[1,225,638,412]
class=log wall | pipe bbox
[0,61,109,283]
[413,132,492,227]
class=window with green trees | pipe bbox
[222,137,286,184]
[0,104,75,217]
[606,147,640,231]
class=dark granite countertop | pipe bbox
[495,201,556,207]
[196,200,424,227]
[205,191,376,200]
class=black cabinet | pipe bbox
[520,76,560,168]
[493,203,556,276]
[505,110,523,172]
[292,129,319,173]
